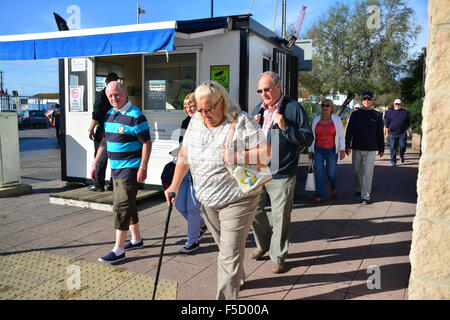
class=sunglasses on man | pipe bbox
[257,86,273,94]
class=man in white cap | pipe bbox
[384,98,412,166]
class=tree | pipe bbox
[400,47,425,134]
[299,0,420,115]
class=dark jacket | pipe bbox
[252,97,313,179]
[345,108,385,153]
[179,116,191,143]
[92,88,112,141]
[385,109,410,135]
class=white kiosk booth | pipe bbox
[0,15,311,189]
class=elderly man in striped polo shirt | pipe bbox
[90,81,152,263]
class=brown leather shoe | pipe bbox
[272,261,286,274]
[249,249,267,260]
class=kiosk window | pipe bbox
[68,58,88,112]
[263,57,271,72]
[144,53,196,110]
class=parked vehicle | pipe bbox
[17,112,23,129]
[22,110,48,128]
[0,109,22,128]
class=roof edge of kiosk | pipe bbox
[0,21,177,60]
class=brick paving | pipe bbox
[0,146,418,300]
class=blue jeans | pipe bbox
[389,132,407,164]
[313,145,338,200]
[175,171,205,247]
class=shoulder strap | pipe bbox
[225,114,238,148]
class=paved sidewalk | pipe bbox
[0,147,418,300]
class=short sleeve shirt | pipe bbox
[104,101,150,179]
[182,111,266,207]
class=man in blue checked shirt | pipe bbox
[91,81,152,264]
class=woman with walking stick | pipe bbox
[164,81,270,300]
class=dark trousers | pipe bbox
[389,132,407,164]
[55,124,61,144]
[93,126,108,187]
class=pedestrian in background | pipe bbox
[345,91,384,205]
[250,71,313,273]
[88,72,119,192]
[164,80,270,300]
[51,104,61,144]
[384,98,412,166]
[174,92,207,254]
[308,99,345,204]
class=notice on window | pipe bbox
[210,65,230,92]
[69,86,84,112]
[71,58,86,72]
[148,124,181,158]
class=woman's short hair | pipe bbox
[194,81,240,121]
[183,92,196,115]
[321,98,335,113]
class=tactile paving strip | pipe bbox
[0,250,177,300]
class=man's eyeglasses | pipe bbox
[257,86,273,94]
[321,104,331,108]
[362,97,373,101]
[197,97,222,115]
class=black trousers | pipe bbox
[93,126,109,187]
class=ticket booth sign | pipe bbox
[210,65,229,92]
[69,86,84,112]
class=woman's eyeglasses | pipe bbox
[321,104,331,108]
[197,97,222,115]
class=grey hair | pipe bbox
[257,71,281,85]
[105,81,126,93]
[194,81,241,121]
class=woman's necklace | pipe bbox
[202,121,227,147]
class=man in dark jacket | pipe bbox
[384,98,412,165]
[87,72,119,191]
[250,71,313,273]
[345,91,384,205]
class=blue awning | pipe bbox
[0,21,176,60]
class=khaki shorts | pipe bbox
[112,178,139,231]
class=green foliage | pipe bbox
[299,98,318,125]
[299,0,421,114]
[400,48,425,134]
[408,100,422,134]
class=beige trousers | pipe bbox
[202,192,259,300]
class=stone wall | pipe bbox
[408,0,450,299]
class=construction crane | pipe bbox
[295,5,307,38]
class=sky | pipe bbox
[0,0,428,96]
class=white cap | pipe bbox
[394,98,402,105]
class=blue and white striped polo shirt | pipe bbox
[104,101,151,179]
